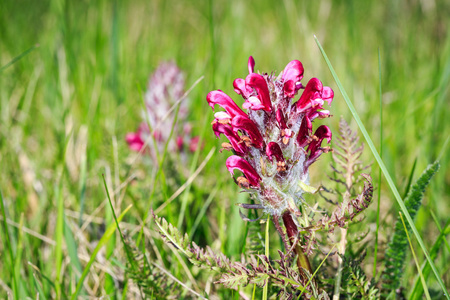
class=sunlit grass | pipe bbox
[0,0,449,298]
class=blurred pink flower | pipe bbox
[126,62,198,158]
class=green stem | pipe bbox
[333,228,347,300]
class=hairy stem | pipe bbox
[282,211,314,280]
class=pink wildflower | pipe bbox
[207,56,334,216]
[126,62,198,157]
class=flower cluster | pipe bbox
[126,62,199,158]
[207,57,334,216]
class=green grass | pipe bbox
[0,0,449,298]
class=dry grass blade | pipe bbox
[154,146,215,214]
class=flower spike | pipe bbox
[207,56,334,217]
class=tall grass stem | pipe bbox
[314,35,449,299]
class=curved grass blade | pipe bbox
[373,48,383,278]
[399,212,431,300]
[32,272,47,300]
[70,204,132,300]
[410,219,450,299]
[314,35,449,299]
[298,245,336,299]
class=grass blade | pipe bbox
[0,44,39,72]
[399,212,431,300]
[410,219,450,299]
[373,48,383,278]
[14,214,25,299]
[314,35,449,299]
[63,216,82,278]
[54,170,64,299]
[70,204,132,300]
[298,245,336,299]
[0,191,18,300]
[102,174,136,269]
[33,272,47,300]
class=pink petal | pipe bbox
[322,86,334,105]
[176,136,184,151]
[276,108,288,130]
[226,155,261,187]
[125,132,145,152]
[207,90,247,118]
[243,96,265,110]
[212,122,247,155]
[282,60,304,83]
[305,125,332,169]
[214,111,232,121]
[283,80,297,98]
[308,110,330,121]
[248,56,255,74]
[307,125,332,156]
[245,73,272,112]
[296,116,312,147]
[231,115,264,148]
[296,78,323,112]
[266,142,285,162]
[233,78,253,98]
[189,136,200,152]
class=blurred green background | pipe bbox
[0,0,449,298]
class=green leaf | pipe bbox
[217,272,251,290]
[382,161,439,295]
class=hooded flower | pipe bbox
[207,56,334,216]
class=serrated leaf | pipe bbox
[382,161,440,295]
[217,272,250,290]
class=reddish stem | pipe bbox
[282,211,314,280]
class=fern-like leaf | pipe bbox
[153,211,320,298]
[331,117,368,195]
[381,161,440,297]
[246,214,265,256]
[122,233,178,299]
[340,253,379,299]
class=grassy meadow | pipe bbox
[1,0,449,298]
